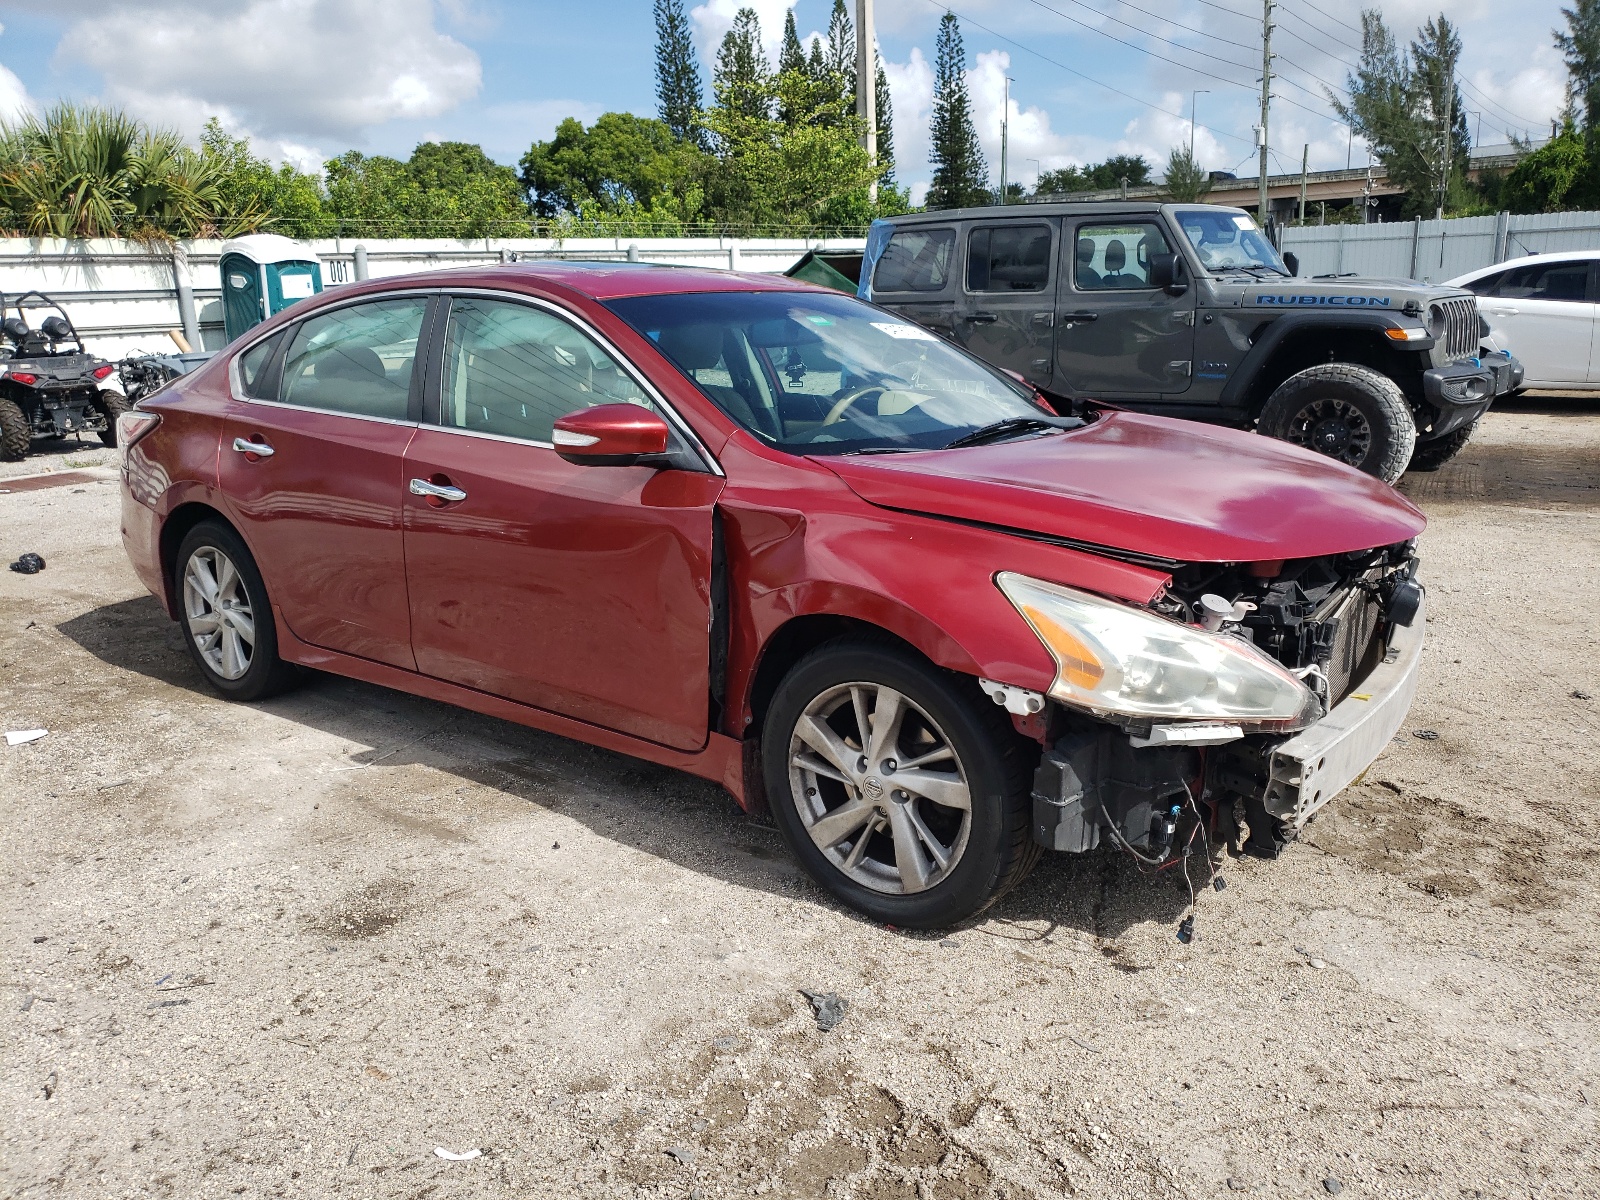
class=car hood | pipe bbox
[820,411,1426,565]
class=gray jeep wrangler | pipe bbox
[858,202,1522,482]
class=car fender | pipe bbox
[1218,311,1425,412]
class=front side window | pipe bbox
[278,298,427,419]
[873,228,956,293]
[968,224,1052,292]
[236,331,282,398]
[1173,208,1289,275]
[439,297,651,443]
[1491,260,1590,302]
[606,290,1046,456]
[1075,223,1174,290]
[1462,270,1505,297]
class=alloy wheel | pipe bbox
[786,682,972,895]
[1285,396,1373,466]
[183,546,256,681]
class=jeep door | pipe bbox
[1055,219,1196,397]
[953,219,1059,388]
[861,225,960,340]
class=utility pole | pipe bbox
[855,0,878,204]
[1298,143,1308,225]
[1435,69,1453,221]
[1257,0,1275,226]
[1191,89,1209,162]
[999,76,1012,204]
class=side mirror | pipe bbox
[1283,252,1300,277]
[552,404,671,467]
[1149,252,1188,296]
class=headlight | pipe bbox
[996,572,1320,726]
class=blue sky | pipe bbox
[0,1,1572,206]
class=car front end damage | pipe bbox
[1014,541,1424,860]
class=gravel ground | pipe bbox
[2,401,1597,1199]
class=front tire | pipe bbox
[762,640,1039,928]
[0,396,28,461]
[174,522,300,701]
[1258,363,1416,483]
[1407,419,1478,472]
[94,391,130,447]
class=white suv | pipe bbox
[1450,251,1600,391]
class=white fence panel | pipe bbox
[1283,211,1600,284]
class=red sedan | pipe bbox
[118,264,1427,927]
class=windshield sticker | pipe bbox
[1232,215,1255,230]
[871,321,938,340]
[804,315,835,325]
[1256,294,1393,307]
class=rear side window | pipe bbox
[1075,223,1173,290]
[1487,260,1590,302]
[438,297,652,444]
[967,224,1052,292]
[236,332,281,398]
[278,298,428,420]
[873,228,955,293]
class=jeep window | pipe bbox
[1075,224,1172,290]
[1174,208,1289,274]
[607,290,1045,456]
[873,228,956,293]
[968,225,1052,291]
[1483,260,1591,302]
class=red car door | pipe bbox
[401,293,722,752]
[219,295,433,671]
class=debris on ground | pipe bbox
[1412,729,1440,740]
[5,729,47,746]
[42,1071,57,1100]
[433,1147,481,1161]
[8,552,46,574]
[1323,1177,1344,1195]
[1212,876,1227,891]
[1176,915,1195,944]
[800,989,847,1031]
[1574,690,1592,700]
[711,1036,740,1052]
[665,1145,697,1165]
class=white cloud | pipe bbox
[689,0,795,68]
[883,46,933,203]
[55,0,481,151]
[0,22,34,123]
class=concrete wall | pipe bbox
[0,235,867,361]
[1281,211,1600,284]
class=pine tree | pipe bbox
[1408,16,1470,212]
[927,12,989,209]
[806,36,826,80]
[715,8,772,122]
[779,10,806,76]
[825,0,856,89]
[653,0,704,144]
[1556,0,1600,148]
[875,56,895,182]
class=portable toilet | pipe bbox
[218,234,323,342]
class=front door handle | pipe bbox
[964,312,998,324]
[232,437,274,458]
[409,477,467,504]
[1060,311,1099,324]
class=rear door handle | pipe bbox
[232,437,274,458]
[410,477,467,503]
[1060,311,1099,323]
[964,312,998,324]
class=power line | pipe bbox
[920,0,1256,146]
[1279,0,1361,38]
[1019,0,1259,88]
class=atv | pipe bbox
[0,291,126,462]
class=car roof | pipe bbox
[368,260,829,301]
[1448,249,1600,283]
[876,200,1247,225]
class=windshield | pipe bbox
[604,290,1047,455]
[1175,208,1288,274]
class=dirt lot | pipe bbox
[3,403,1598,1199]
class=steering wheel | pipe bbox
[822,384,888,426]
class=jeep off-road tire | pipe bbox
[1258,363,1416,484]
[1407,418,1479,473]
[94,391,131,448]
[0,396,28,461]
[762,639,1040,928]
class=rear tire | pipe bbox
[174,521,300,702]
[762,640,1040,928]
[1257,363,1416,484]
[0,396,28,461]
[1406,419,1478,472]
[94,391,130,447]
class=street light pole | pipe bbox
[1190,89,1209,162]
[1257,0,1275,226]
[999,76,1012,204]
[855,0,877,204]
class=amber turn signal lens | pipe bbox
[1019,604,1106,689]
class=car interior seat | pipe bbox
[1101,240,1137,288]
[656,324,773,436]
[1076,238,1103,289]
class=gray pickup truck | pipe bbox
[858,202,1521,482]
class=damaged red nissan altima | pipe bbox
[117,264,1426,927]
